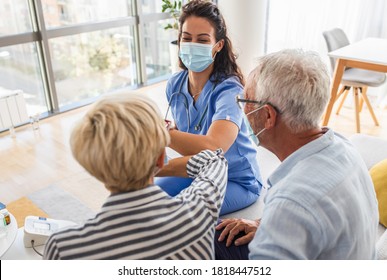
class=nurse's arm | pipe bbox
[156,156,190,177]
[169,120,238,156]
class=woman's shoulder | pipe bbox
[166,70,188,95]
[212,75,243,94]
[168,70,187,84]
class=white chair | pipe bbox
[322,28,386,133]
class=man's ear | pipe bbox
[264,104,278,129]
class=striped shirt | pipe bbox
[43,149,227,260]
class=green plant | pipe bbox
[161,0,183,30]
[63,35,126,77]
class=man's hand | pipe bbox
[216,218,260,247]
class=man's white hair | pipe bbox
[251,49,330,133]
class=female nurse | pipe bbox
[156,0,262,215]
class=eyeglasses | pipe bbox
[235,96,282,114]
[236,96,263,109]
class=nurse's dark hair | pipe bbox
[178,0,245,85]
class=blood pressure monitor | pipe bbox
[23,216,76,248]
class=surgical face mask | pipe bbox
[179,42,217,72]
[244,105,266,146]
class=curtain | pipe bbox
[266,0,387,106]
[267,0,387,53]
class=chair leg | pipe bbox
[360,86,379,126]
[336,87,350,115]
[353,87,361,133]
[359,94,364,112]
[335,85,347,101]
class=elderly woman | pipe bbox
[43,93,227,260]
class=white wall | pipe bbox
[218,0,268,77]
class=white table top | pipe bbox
[0,213,18,258]
[2,219,77,260]
[1,227,43,260]
[328,38,387,66]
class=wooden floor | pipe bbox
[1,81,387,211]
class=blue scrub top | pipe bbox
[166,70,262,194]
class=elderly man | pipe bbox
[215,49,378,259]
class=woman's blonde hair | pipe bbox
[70,93,170,192]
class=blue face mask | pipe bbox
[244,105,266,146]
[179,42,217,72]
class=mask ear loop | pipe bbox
[212,51,219,61]
[212,39,224,59]
[212,41,220,60]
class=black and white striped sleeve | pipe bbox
[185,149,228,216]
[43,235,60,260]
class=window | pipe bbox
[0,0,33,35]
[143,19,176,82]
[0,43,46,115]
[42,0,133,28]
[50,27,137,108]
[0,0,178,121]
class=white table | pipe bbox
[0,213,18,258]
[322,38,387,127]
[2,219,77,260]
[1,227,43,260]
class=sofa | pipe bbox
[221,133,387,259]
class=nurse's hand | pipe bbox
[216,218,260,247]
[164,119,176,130]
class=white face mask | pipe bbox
[251,127,266,147]
[245,105,266,146]
[179,42,218,72]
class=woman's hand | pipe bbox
[216,218,261,247]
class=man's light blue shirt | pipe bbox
[249,128,379,259]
